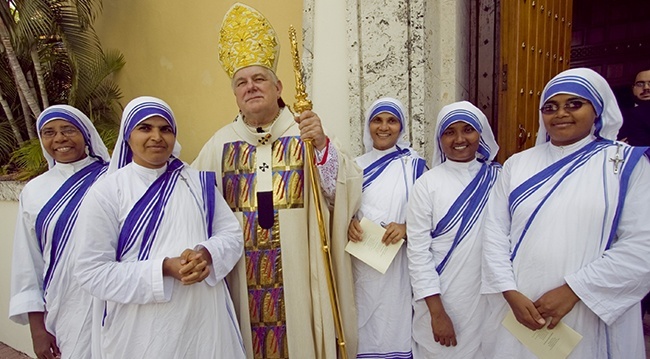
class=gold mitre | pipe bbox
[218,3,280,78]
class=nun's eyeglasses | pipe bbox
[40,127,81,139]
[540,99,589,115]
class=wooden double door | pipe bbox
[478,0,650,163]
[497,0,573,163]
[469,0,573,164]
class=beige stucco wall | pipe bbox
[94,1,303,163]
[0,199,33,356]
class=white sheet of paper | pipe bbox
[344,217,404,274]
[502,310,583,359]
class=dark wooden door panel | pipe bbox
[497,0,573,163]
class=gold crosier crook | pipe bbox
[289,25,348,359]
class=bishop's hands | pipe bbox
[163,247,212,285]
[295,110,327,151]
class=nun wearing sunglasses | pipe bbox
[480,68,650,358]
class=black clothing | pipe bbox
[619,101,650,146]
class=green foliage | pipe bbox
[74,49,125,126]
[0,0,124,180]
[0,121,16,164]
[8,138,46,180]
[95,123,118,155]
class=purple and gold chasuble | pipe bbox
[214,105,305,358]
[193,106,361,359]
[222,135,304,358]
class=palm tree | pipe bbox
[0,0,124,178]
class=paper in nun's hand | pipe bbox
[502,310,583,359]
[345,217,404,274]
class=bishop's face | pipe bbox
[232,66,283,125]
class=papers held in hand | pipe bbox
[502,310,583,359]
[344,218,404,274]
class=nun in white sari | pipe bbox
[480,68,650,358]
[10,105,110,359]
[74,96,245,359]
[348,97,426,359]
[407,101,500,358]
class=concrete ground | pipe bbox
[0,342,30,359]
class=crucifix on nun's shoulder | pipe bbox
[609,143,625,174]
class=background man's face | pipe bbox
[632,70,650,102]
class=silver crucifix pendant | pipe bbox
[609,143,624,175]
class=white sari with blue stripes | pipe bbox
[407,100,499,359]
[9,103,110,359]
[353,145,426,359]
[10,156,107,358]
[481,136,650,359]
[74,160,245,359]
[408,159,499,358]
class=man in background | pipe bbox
[618,68,650,319]
[619,68,650,146]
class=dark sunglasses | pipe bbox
[540,99,590,115]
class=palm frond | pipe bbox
[74,49,124,123]
[0,55,19,101]
[97,49,125,77]
[75,49,123,97]
[95,124,117,153]
[81,81,123,124]
[70,0,101,29]
[0,121,17,163]
[51,3,101,62]
[0,0,122,179]
[10,1,54,54]
[9,138,46,179]
[41,42,73,104]
[75,49,124,99]
[0,2,16,33]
